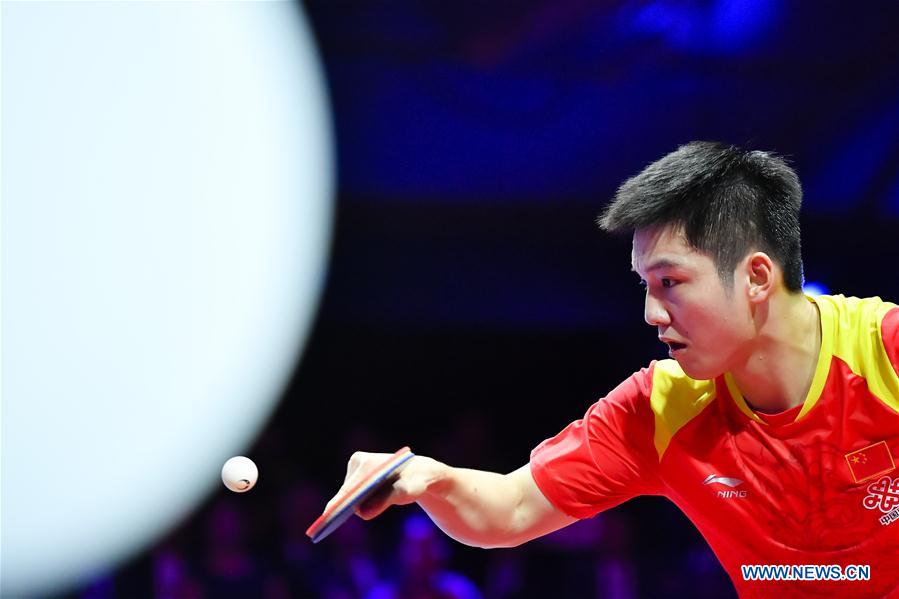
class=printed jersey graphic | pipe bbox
[845,441,896,483]
[863,476,899,513]
[530,295,899,598]
[703,474,744,487]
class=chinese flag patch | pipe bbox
[845,441,896,483]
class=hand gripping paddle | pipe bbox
[306,447,414,543]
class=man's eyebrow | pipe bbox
[630,258,686,273]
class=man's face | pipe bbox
[631,225,755,380]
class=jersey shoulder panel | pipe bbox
[814,294,899,413]
[649,359,717,461]
[882,306,899,376]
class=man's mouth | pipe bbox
[663,341,687,356]
[659,336,687,356]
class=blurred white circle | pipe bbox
[2,2,333,595]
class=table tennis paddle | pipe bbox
[306,446,414,543]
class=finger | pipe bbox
[324,492,343,512]
[355,475,402,520]
[326,452,372,511]
[345,452,365,480]
[324,480,356,512]
[356,492,393,520]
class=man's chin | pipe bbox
[673,359,721,381]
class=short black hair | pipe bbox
[598,141,804,292]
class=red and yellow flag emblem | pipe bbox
[845,441,896,483]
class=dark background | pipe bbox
[66,1,899,597]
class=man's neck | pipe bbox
[730,293,822,414]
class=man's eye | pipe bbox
[661,278,675,289]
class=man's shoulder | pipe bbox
[815,294,899,413]
[814,293,898,357]
[813,293,897,329]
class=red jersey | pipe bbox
[531,295,899,598]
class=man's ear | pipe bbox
[746,252,775,303]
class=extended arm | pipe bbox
[416,461,578,548]
[331,453,577,549]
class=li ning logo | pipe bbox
[704,474,748,498]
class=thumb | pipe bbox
[356,470,430,520]
[356,482,397,520]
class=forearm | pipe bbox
[344,452,573,548]
[415,461,527,549]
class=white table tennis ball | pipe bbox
[221,456,258,493]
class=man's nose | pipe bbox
[644,293,671,327]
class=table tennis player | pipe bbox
[329,141,899,598]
